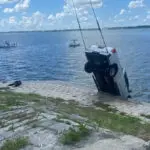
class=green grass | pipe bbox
[56,102,150,141]
[61,123,90,145]
[141,114,150,119]
[0,87,10,91]
[120,112,127,116]
[1,137,28,150]
[0,91,150,141]
[0,91,44,110]
[94,102,118,113]
[0,91,26,110]
[0,105,8,111]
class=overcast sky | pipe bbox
[0,0,150,31]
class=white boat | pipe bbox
[0,41,17,49]
[69,40,80,48]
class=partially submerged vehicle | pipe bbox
[72,0,131,99]
[69,39,80,48]
[84,45,131,99]
[0,41,17,49]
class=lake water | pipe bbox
[0,29,150,102]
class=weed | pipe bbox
[1,137,28,150]
[57,102,150,140]
[94,102,118,113]
[61,123,90,145]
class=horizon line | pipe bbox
[0,25,150,33]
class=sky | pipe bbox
[0,0,150,31]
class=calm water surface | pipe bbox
[0,29,150,102]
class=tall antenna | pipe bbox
[71,0,87,50]
[89,0,108,53]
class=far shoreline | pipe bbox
[0,25,150,34]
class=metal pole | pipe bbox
[71,0,87,51]
[89,0,109,53]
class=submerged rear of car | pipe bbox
[84,45,130,99]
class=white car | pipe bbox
[84,45,131,99]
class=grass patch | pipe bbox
[0,91,150,141]
[141,114,150,119]
[1,137,28,150]
[0,91,64,109]
[0,105,9,111]
[61,123,90,145]
[0,91,26,110]
[94,102,118,113]
[56,102,150,141]
[0,87,10,91]
[0,91,44,110]
[120,112,127,116]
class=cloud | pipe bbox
[0,11,49,31]
[48,0,101,25]
[3,0,30,13]
[134,15,139,19]
[120,9,126,15]
[128,0,145,9]
[0,19,6,28]
[144,12,150,22]
[0,0,104,31]
[63,0,102,17]
[147,15,150,19]
[114,19,125,23]
[0,16,18,31]
[47,0,103,30]
[48,14,55,21]
[114,15,118,19]
[65,0,103,8]
[19,11,47,29]
[80,16,88,21]
[129,15,139,20]
[55,12,65,19]
[9,16,16,24]
[0,0,18,4]
[4,8,14,13]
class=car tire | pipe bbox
[84,62,94,73]
[108,64,118,77]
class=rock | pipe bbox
[76,135,149,150]
[70,114,87,122]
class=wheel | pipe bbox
[108,64,118,77]
[84,62,94,73]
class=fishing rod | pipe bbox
[89,0,109,53]
[71,0,87,51]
